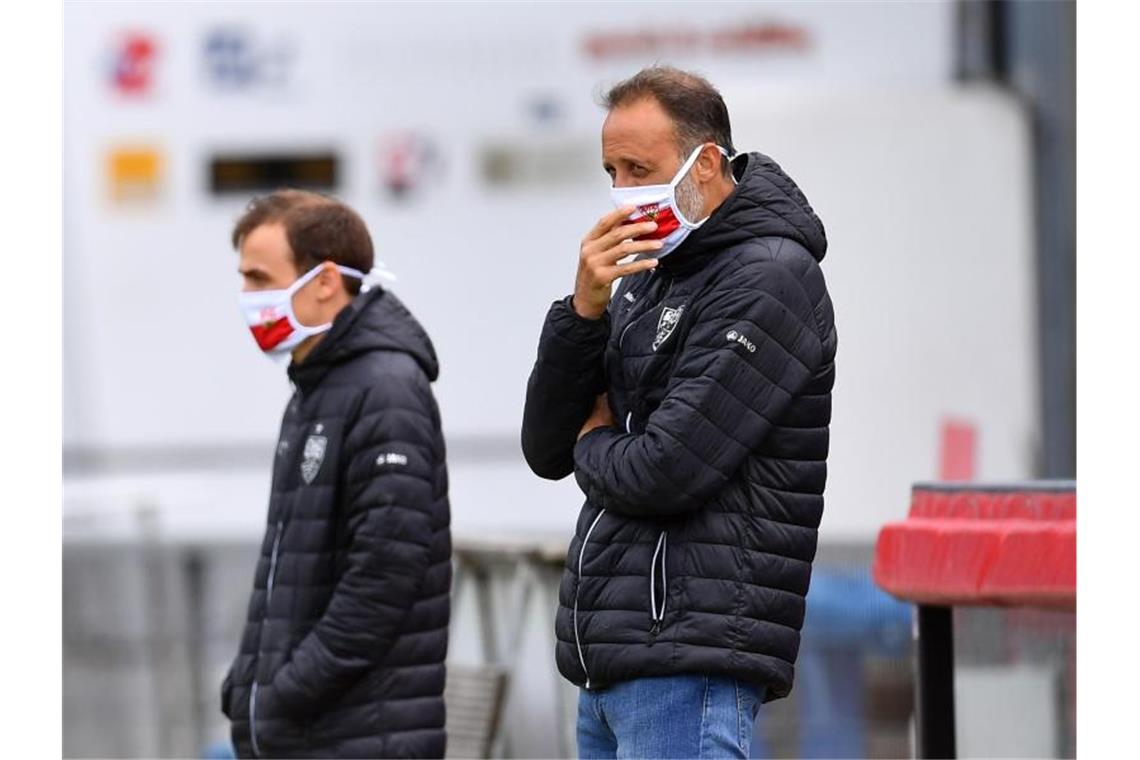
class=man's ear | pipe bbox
[317,260,342,301]
[695,144,722,183]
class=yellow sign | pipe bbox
[107,146,163,203]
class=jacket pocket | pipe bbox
[648,530,669,639]
[574,508,607,688]
[249,681,262,757]
[251,683,310,757]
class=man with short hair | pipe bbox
[221,189,452,758]
[522,66,837,758]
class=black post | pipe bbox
[184,547,207,756]
[916,605,956,758]
[1006,0,1077,479]
[958,0,1077,478]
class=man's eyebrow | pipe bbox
[604,153,641,167]
[615,153,653,167]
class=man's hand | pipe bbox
[573,206,663,320]
[578,393,616,440]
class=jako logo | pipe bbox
[726,330,756,353]
[377,452,408,467]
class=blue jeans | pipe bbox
[577,674,765,759]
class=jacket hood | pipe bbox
[660,151,828,275]
[288,287,440,391]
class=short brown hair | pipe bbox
[602,66,735,176]
[231,189,373,296]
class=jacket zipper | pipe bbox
[619,276,674,351]
[618,269,653,316]
[574,509,606,689]
[249,519,284,758]
[649,530,669,637]
[249,682,261,758]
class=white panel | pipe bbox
[721,86,1039,539]
[956,665,1059,758]
[63,0,955,448]
[60,2,1039,549]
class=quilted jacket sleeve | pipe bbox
[573,260,823,518]
[267,360,438,716]
[521,295,611,480]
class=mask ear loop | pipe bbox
[286,263,370,332]
[284,264,340,334]
[300,262,393,295]
[356,262,397,293]
[285,262,333,297]
[676,145,732,228]
[668,143,714,190]
[672,144,732,187]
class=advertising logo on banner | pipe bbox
[478,138,597,189]
[581,20,810,61]
[203,28,295,90]
[106,146,164,204]
[378,133,443,202]
[108,31,159,96]
[208,152,338,195]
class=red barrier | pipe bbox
[872,481,1076,758]
[873,483,1076,610]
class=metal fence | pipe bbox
[64,526,930,759]
[64,501,1072,759]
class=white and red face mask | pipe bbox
[239,263,366,355]
[609,143,730,259]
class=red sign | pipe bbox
[378,133,441,201]
[583,22,809,61]
[110,32,158,95]
[938,418,977,481]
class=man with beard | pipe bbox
[522,67,837,758]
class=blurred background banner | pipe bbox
[62,1,1075,758]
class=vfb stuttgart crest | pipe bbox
[652,304,686,352]
[638,203,661,221]
[300,434,327,484]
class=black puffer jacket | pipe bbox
[522,152,836,702]
[223,287,452,758]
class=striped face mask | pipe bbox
[239,263,365,354]
[609,143,729,259]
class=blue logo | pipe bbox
[204,29,294,89]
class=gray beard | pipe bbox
[674,171,706,225]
